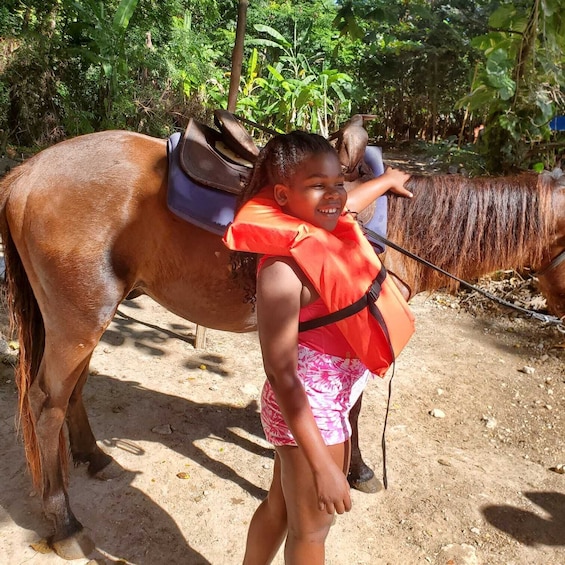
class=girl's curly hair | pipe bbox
[230,131,337,303]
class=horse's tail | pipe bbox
[0,168,49,492]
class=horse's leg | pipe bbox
[30,339,100,559]
[348,393,383,493]
[66,355,113,476]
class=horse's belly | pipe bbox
[145,285,257,333]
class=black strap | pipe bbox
[367,296,396,489]
[298,268,388,332]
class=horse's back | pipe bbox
[0,130,257,332]
[5,130,165,196]
[3,130,166,235]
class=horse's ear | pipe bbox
[274,183,289,206]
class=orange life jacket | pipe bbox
[223,188,415,376]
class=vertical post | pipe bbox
[227,0,248,112]
[195,325,207,349]
[196,1,247,350]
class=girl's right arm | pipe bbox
[256,257,352,515]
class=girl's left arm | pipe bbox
[346,166,412,213]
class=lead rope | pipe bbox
[363,223,565,489]
[363,227,565,331]
[366,284,397,490]
[382,364,394,489]
[343,217,564,492]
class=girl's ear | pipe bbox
[274,183,289,206]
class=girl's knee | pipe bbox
[264,493,288,525]
[287,516,333,545]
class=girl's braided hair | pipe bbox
[231,130,337,303]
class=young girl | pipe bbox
[224,131,413,564]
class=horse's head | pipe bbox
[536,169,565,319]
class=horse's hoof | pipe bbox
[92,458,122,481]
[87,450,114,477]
[51,529,95,560]
[349,476,384,494]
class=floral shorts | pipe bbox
[261,344,370,446]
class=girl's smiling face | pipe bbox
[274,152,346,231]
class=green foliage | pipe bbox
[0,6,21,37]
[331,0,494,145]
[457,0,565,171]
[1,0,562,175]
[165,12,223,103]
[242,23,352,135]
[0,0,223,142]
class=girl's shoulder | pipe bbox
[258,254,298,272]
[258,256,319,306]
[258,255,310,286]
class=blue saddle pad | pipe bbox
[167,132,237,235]
[167,132,388,250]
[362,146,387,253]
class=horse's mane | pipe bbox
[386,171,559,290]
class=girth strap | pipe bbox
[298,267,388,333]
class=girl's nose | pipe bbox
[326,184,343,197]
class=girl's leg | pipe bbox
[278,440,351,565]
[243,452,288,565]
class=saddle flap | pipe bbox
[179,118,252,195]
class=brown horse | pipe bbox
[1,130,564,559]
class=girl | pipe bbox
[224,131,413,564]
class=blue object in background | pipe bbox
[549,116,565,131]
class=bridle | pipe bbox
[536,248,565,276]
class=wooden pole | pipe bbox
[195,324,207,349]
[195,2,248,349]
[227,0,248,112]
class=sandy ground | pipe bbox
[0,290,564,565]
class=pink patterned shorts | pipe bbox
[261,344,370,446]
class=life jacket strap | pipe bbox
[298,267,388,333]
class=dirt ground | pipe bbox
[0,289,564,565]
[0,149,564,564]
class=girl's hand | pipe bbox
[382,167,413,198]
[346,165,412,212]
[314,462,352,515]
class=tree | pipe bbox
[333,0,496,143]
[458,0,565,171]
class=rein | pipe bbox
[363,226,565,332]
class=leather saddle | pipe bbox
[177,110,259,196]
[167,111,388,251]
[177,110,376,195]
